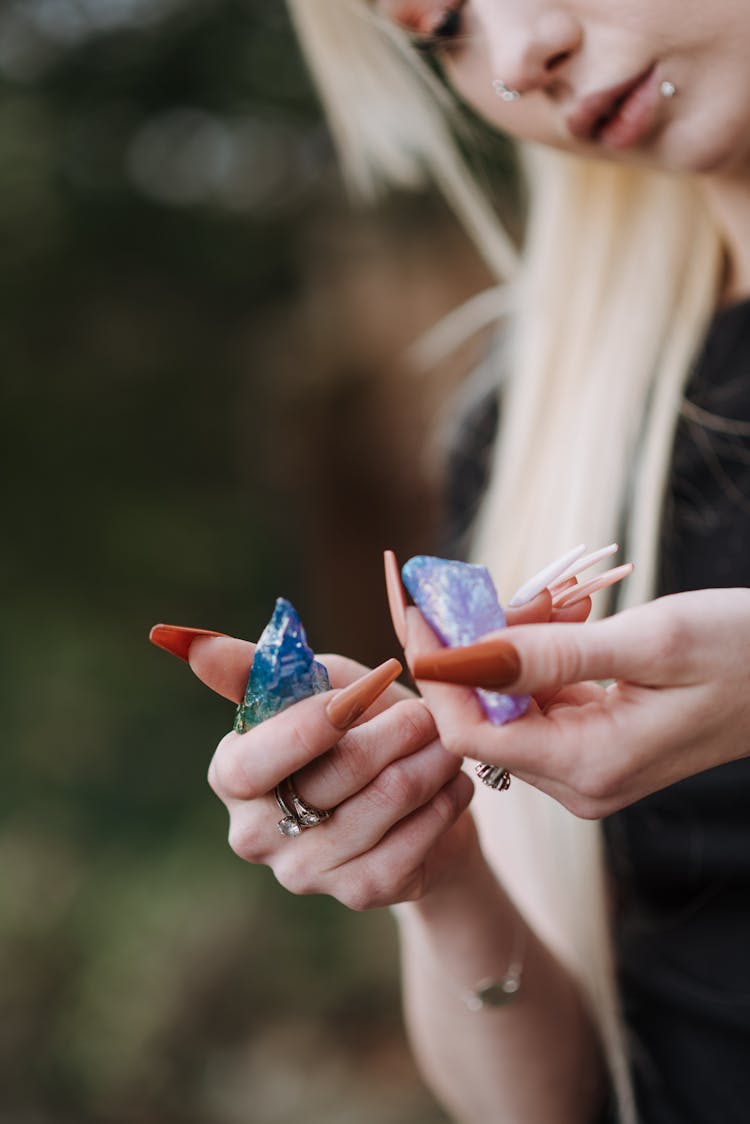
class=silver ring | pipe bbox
[274,782,303,837]
[492,79,521,102]
[286,776,333,827]
[274,776,333,837]
[475,763,511,791]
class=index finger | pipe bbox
[210,658,403,799]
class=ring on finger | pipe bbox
[274,782,303,838]
[287,775,334,827]
[274,775,333,837]
[475,763,511,792]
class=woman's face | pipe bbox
[376,0,750,176]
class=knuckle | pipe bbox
[387,699,437,749]
[546,632,587,687]
[396,866,428,904]
[227,816,267,864]
[273,855,318,898]
[441,727,476,759]
[339,870,382,912]
[320,700,436,792]
[369,762,421,810]
[429,780,463,827]
[320,732,361,790]
[207,755,220,796]
[339,885,369,912]
[211,733,258,799]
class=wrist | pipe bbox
[396,816,499,926]
[394,822,528,1013]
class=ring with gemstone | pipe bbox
[274,776,332,837]
[475,763,511,792]
[275,782,303,837]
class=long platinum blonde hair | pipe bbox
[288,2,724,1120]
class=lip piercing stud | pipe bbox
[492,79,521,102]
[660,80,677,99]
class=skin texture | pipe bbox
[191,587,603,1124]
[378,0,750,174]
[193,636,474,907]
[193,589,586,912]
[370,5,750,810]
[405,589,750,819]
[378,0,750,297]
[189,6,750,1119]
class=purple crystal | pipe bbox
[234,598,330,734]
[401,556,529,725]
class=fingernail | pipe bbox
[509,544,587,608]
[552,543,619,587]
[548,576,577,596]
[326,657,403,729]
[411,639,521,691]
[149,624,225,662]
[384,550,408,646]
[553,563,634,608]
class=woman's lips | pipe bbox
[566,65,659,149]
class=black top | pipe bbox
[446,299,750,1124]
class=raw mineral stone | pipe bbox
[401,555,529,725]
[234,597,330,734]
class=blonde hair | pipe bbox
[288,2,724,1120]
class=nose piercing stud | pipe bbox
[660,80,677,99]
[492,79,521,102]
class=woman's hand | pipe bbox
[406,588,750,818]
[187,636,477,909]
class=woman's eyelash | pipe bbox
[412,2,466,55]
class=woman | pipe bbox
[150,3,750,1121]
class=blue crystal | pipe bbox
[234,598,330,734]
[402,556,529,725]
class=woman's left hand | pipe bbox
[405,588,750,817]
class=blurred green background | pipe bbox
[0,2,509,1120]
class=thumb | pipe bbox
[188,635,256,702]
[504,618,628,694]
[412,604,673,695]
[149,625,255,703]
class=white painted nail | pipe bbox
[509,544,587,608]
[552,543,619,587]
[553,563,634,608]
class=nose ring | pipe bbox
[492,79,521,102]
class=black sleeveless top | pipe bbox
[446,299,750,1124]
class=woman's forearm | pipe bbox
[394,832,606,1124]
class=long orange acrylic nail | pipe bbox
[384,550,408,646]
[411,638,521,691]
[326,657,403,729]
[149,624,226,663]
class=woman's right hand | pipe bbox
[187,636,477,910]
